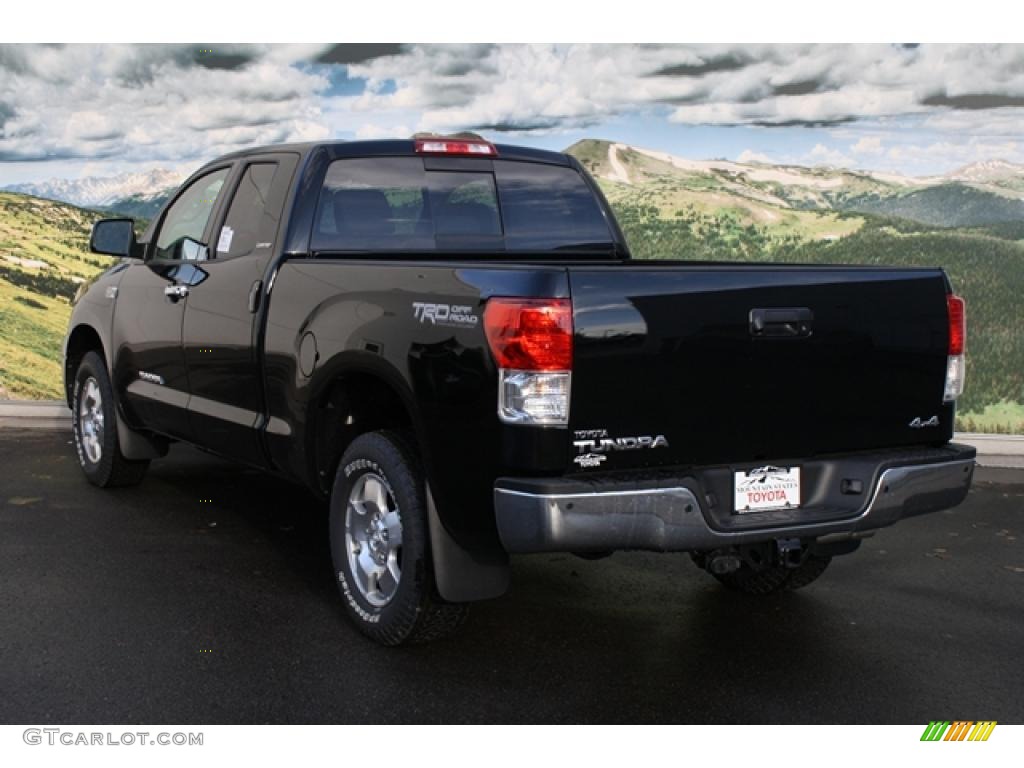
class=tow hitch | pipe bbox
[775,538,806,569]
[696,538,809,575]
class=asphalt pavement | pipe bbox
[1,429,1021,724]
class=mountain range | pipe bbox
[3,169,183,216]
[7,143,1024,229]
[566,140,1024,228]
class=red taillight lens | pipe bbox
[483,298,573,371]
[947,294,965,355]
[414,139,497,156]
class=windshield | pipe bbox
[311,157,613,254]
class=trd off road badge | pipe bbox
[412,302,479,328]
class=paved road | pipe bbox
[1,430,1021,724]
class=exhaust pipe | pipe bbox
[706,551,743,575]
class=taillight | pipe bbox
[484,299,572,370]
[947,294,965,355]
[414,138,497,156]
[944,293,966,402]
[483,298,572,425]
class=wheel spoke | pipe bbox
[364,475,389,514]
[354,548,380,596]
[382,510,403,549]
[377,558,400,598]
[348,498,369,522]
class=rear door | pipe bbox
[567,265,953,471]
[182,153,298,465]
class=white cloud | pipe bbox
[737,149,775,164]
[4,43,1024,180]
[808,143,854,167]
[0,44,330,164]
[851,136,884,155]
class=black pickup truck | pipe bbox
[66,137,975,645]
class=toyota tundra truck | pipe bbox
[65,137,976,645]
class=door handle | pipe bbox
[247,279,263,314]
[749,307,813,338]
[164,284,189,301]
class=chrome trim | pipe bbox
[494,458,975,554]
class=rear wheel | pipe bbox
[328,430,467,645]
[704,553,832,595]
[71,351,149,488]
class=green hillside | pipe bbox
[102,194,166,219]
[842,184,1024,227]
[0,192,110,399]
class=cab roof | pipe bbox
[210,139,572,167]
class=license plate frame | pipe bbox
[734,465,801,513]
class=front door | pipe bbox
[111,166,231,439]
[182,154,298,465]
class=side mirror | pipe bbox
[179,237,210,262]
[90,218,140,258]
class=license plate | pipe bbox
[734,466,801,513]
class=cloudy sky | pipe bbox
[2,43,1024,184]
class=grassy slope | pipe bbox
[0,192,105,398]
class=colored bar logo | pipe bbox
[920,721,997,741]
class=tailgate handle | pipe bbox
[749,307,813,338]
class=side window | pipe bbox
[153,168,230,261]
[215,163,279,259]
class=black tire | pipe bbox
[329,430,467,645]
[710,554,832,595]
[71,351,149,488]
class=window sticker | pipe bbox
[216,226,234,254]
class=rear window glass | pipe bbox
[311,156,612,254]
[494,160,611,250]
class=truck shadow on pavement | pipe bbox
[137,443,932,723]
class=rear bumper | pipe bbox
[494,444,976,554]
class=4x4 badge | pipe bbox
[909,415,939,428]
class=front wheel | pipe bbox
[71,351,149,488]
[328,430,467,645]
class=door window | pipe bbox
[215,163,279,259]
[153,168,230,261]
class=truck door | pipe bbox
[112,166,231,439]
[181,153,298,466]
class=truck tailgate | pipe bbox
[568,265,954,470]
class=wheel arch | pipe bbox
[307,353,510,603]
[65,322,167,461]
[64,323,110,407]
[307,359,422,497]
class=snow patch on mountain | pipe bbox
[3,169,184,208]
